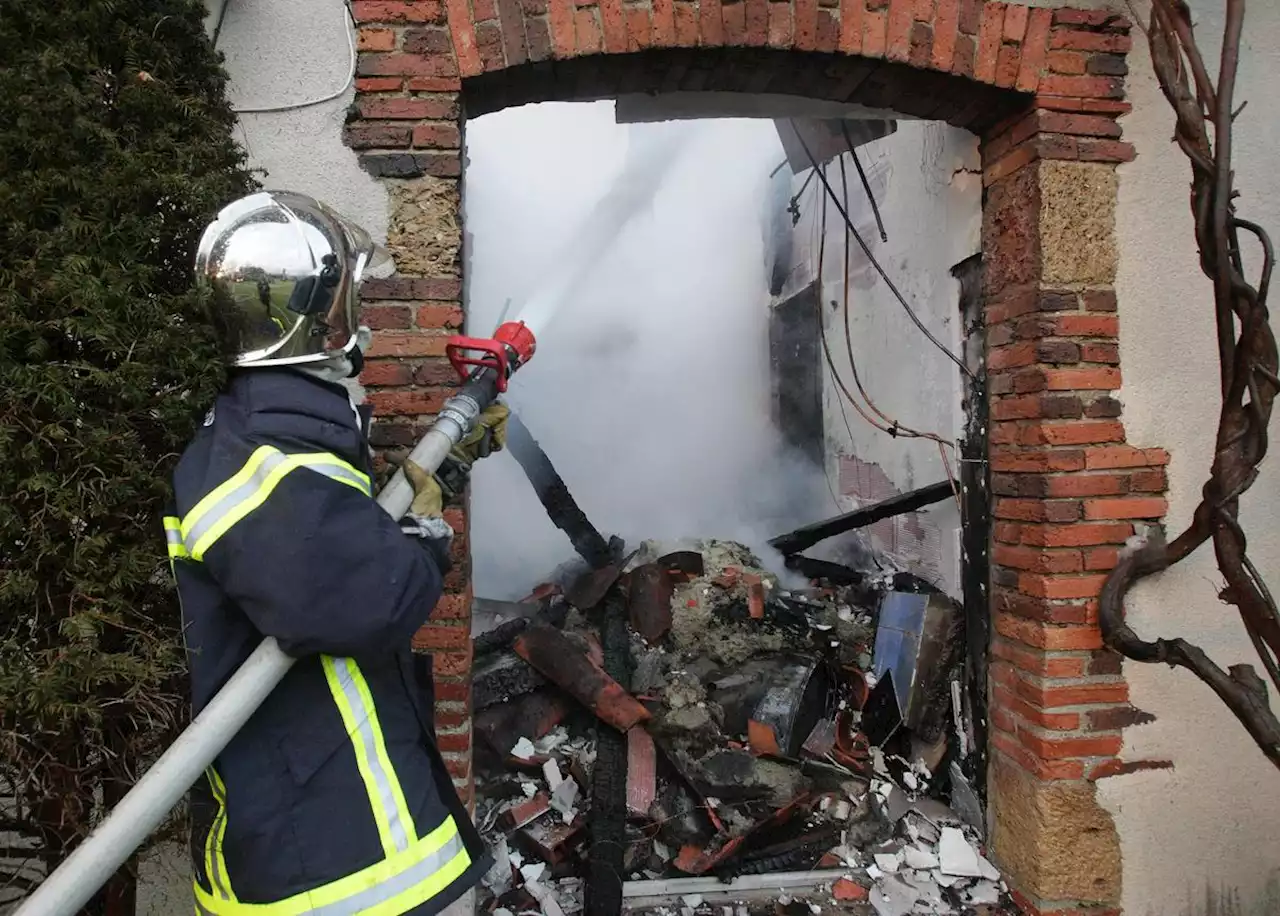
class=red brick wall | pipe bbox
[346,3,1159,911]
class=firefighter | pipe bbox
[165,190,499,915]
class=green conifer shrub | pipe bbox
[0,1,256,909]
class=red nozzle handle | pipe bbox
[444,321,536,392]
[446,336,512,391]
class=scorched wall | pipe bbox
[776,119,981,598]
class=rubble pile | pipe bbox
[471,539,1006,916]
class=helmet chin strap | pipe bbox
[295,326,373,385]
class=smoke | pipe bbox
[464,102,833,599]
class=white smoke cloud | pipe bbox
[463,102,834,599]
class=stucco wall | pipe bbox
[782,121,981,597]
[1108,2,1280,913]
[215,0,388,242]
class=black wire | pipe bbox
[840,121,888,243]
[791,120,975,382]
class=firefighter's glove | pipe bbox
[401,459,453,574]
[451,402,510,466]
[403,458,444,519]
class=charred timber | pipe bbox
[768,481,953,556]
[505,413,615,569]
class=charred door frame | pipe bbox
[954,253,990,804]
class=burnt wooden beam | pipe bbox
[768,480,954,556]
[505,412,615,569]
[584,592,631,916]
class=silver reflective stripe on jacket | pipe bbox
[173,445,372,561]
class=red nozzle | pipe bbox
[444,320,537,392]
[494,320,536,366]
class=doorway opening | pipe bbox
[461,97,992,910]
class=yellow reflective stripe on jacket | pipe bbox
[165,516,189,559]
[204,766,236,903]
[193,814,470,916]
[321,657,417,857]
[174,446,372,561]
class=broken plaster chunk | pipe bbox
[550,777,580,818]
[543,759,564,791]
[903,845,939,870]
[977,852,1001,882]
[513,737,538,760]
[536,727,570,755]
[520,862,547,884]
[873,852,902,874]
[681,895,704,909]
[961,880,1001,905]
[483,837,514,895]
[527,879,565,916]
[937,827,984,878]
[870,875,918,916]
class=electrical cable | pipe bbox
[809,176,846,513]
[814,171,909,440]
[791,120,975,381]
[220,0,358,114]
[813,161,963,511]
[840,121,888,243]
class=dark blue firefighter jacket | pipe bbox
[164,369,489,916]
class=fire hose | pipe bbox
[15,321,537,916]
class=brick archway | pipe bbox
[346,3,1161,912]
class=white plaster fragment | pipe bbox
[874,852,902,874]
[937,827,983,878]
[904,845,939,870]
[543,759,563,791]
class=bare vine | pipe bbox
[1099,0,1280,766]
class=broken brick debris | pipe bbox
[514,622,650,732]
[746,720,782,758]
[832,877,869,901]
[628,562,675,643]
[563,560,626,611]
[625,727,657,818]
[517,815,585,866]
[473,538,991,916]
[504,793,552,831]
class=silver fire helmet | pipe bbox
[195,190,394,368]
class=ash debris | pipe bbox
[471,539,1005,916]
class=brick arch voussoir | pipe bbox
[462,47,1024,131]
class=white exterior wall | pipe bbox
[781,121,981,598]
[1105,1,1280,912]
[214,0,388,242]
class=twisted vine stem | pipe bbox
[1099,0,1280,767]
